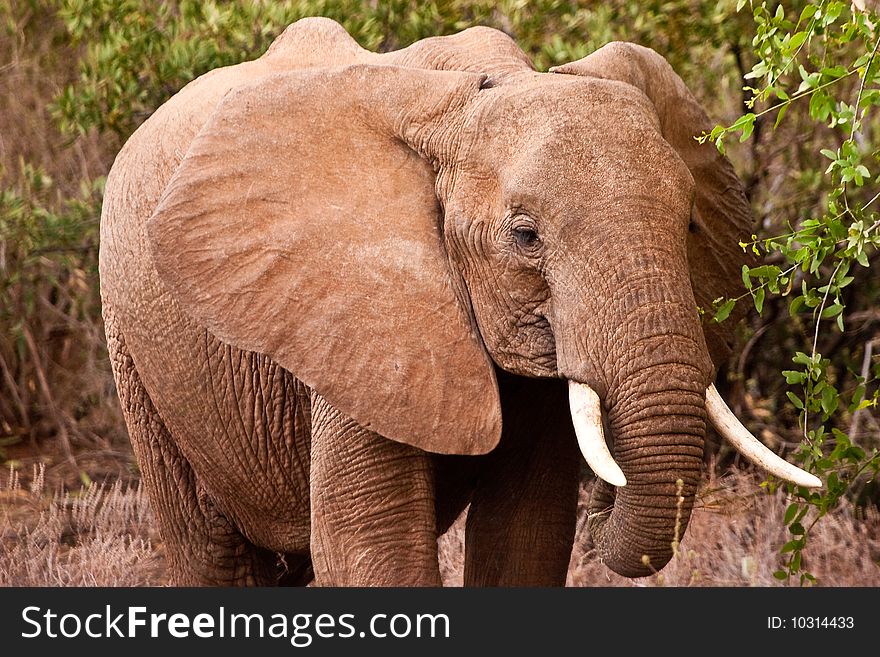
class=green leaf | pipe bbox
[755,287,765,314]
[748,265,782,277]
[783,370,806,384]
[745,62,769,80]
[788,31,807,51]
[820,303,843,319]
[784,503,799,525]
[713,299,736,323]
[786,391,805,410]
[774,102,789,128]
[733,113,757,142]
[849,386,866,412]
[820,65,848,79]
[799,64,818,86]
[846,445,866,460]
[799,4,818,22]
[821,385,839,415]
[773,570,789,580]
[809,89,833,120]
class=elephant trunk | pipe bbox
[590,287,712,577]
[586,360,707,577]
[562,284,820,576]
[553,244,713,577]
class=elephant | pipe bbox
[99,17,820,586]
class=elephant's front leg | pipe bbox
[309,393,441,586]
[464,374,581,586]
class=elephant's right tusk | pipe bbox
[705,384,822,488]
[568,381,627,487]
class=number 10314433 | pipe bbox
[768,617,854,629]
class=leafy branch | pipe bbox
[711,1,880,585]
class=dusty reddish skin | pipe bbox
[100,18,753,585]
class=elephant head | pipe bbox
[146,24,819,578]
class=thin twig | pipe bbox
[849,338,879,440]
[850,30,880,143]
[812,260,844,356]
[737,322,774,385]
[841,32,880,214]
[0,349,29,429]
[20,326,78,470]
[752,69,859,121]
[803,260,844,440]
[848,309,880,324]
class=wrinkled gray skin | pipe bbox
[100,18,752,585]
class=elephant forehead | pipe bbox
[474,75,662,140]
[461,77,690,191]
[490,130,694,221]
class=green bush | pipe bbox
[0,159,107,462]
[707,0,880,584]
[51,0,758,137]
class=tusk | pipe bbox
[706,384,822,488]
[568,381,627,487]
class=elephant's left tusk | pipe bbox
[568,381,627,487]
[705,384,822,488]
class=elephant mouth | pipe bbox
[567,380,821,489]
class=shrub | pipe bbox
[705,1,880,584]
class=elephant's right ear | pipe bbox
[147,65,502,455]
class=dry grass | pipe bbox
[0,463,165,586]
[2,463,878,586]
[439,468,880,587]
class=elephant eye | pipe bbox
[512,226,540,249]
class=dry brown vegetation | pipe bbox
[1,2,126,484]
[0,7,108,191]
[2,463,877,586]
[443,468,880,587]
[0,9,127,497]
[0,464,164,586]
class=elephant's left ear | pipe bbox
[147,65,501,455]
[551,43,755,364]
